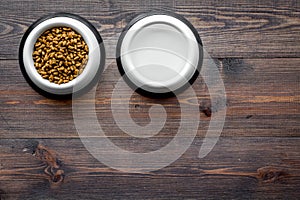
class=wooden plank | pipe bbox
[0,59,299,138]
[1,0,300,59]
[1,1,299,199]
[0,137,299,199]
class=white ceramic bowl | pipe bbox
[19,13,105,98]
[116,12,203,98]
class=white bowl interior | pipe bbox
[120,15,200,94]
[23,17,102,95]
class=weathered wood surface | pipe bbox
[0,0,299,199]
[0,59,299,139]
[0,0,300,59]
[0,138,300,199]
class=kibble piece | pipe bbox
[33,26,88,85]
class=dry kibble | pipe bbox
[33,27,88,85]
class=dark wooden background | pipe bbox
[1,0,300,199]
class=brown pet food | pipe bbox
[33,27,89,84]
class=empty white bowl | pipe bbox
[19,13,105,98]
[116,12,203,98]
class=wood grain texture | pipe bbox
[0,138,299,199]
[0,0,300,59]
[0,59,299,138]
[0,0,300,199]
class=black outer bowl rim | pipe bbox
[116,11,203,99]
[19,12,106,100]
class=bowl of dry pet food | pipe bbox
[19,13,105,99]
